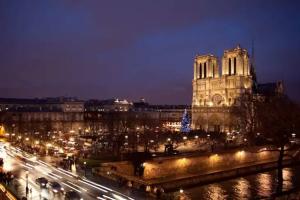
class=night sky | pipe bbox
[1,1,300,104]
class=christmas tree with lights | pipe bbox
[180,109,191,133]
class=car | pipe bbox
[65,190,83,200]
[50,181,64,193]
[35,177,48,188]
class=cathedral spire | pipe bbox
[251,39,258,92]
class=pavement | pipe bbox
[0,142,138,200]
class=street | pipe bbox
[0,142,135,200]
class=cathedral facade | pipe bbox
[192,45,254,132]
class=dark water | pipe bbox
[172,166,300,200]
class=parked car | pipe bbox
[35,177,48,188]
[50,181,64,193]
[65,190,83,200]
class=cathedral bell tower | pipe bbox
[222,44,250,77]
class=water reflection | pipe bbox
[205,184,227,200]
[233,178,250,199]
[182,167,300,200]
[257,173,272,198]
[282,168,292,190]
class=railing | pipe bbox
[0,183,18,200]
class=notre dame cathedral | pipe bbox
[191,44,283,132]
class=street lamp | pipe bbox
[25,170,29,196]
[84,161,87,177]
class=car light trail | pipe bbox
[48,172,63,179]
[57,167,79,178]
[25,163,35,168]
[67,181,88,192]
[61,182,82,193]
[78,180,108,193]
[103,194,117,200]
[51,168,74,178]
[112,194,127,200]
[81,178,134,200]
[19,163,33,170]
[42,171,58,180]
[37,160,53,167]
[81,178,112,191]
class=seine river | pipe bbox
[174,166,300,200]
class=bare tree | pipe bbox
[232,92,258,143]
[256,95,300,194]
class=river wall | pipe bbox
[94,148,300,193]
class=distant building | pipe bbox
[84,98,190,133]
[0,97,84,135]
[192,45,283,132]
[85,99,133,112]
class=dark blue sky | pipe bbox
[1,0,300,104]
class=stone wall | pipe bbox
[98,149,280,181]
[142,150,278,180]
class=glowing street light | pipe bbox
[84,161,87,177]
[194,135,199,139]
[25,137,29,141]
[183,136,187,140]
[46,143,52,147]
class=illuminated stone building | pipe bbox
[0,97,84,135]
[192,45,284,132]
[192,45,258,132]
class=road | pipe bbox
[0,142,135,200]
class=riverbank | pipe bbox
[93,147,300,196]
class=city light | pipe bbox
[0,2,298,200]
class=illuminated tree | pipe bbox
[180,109,190,133]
